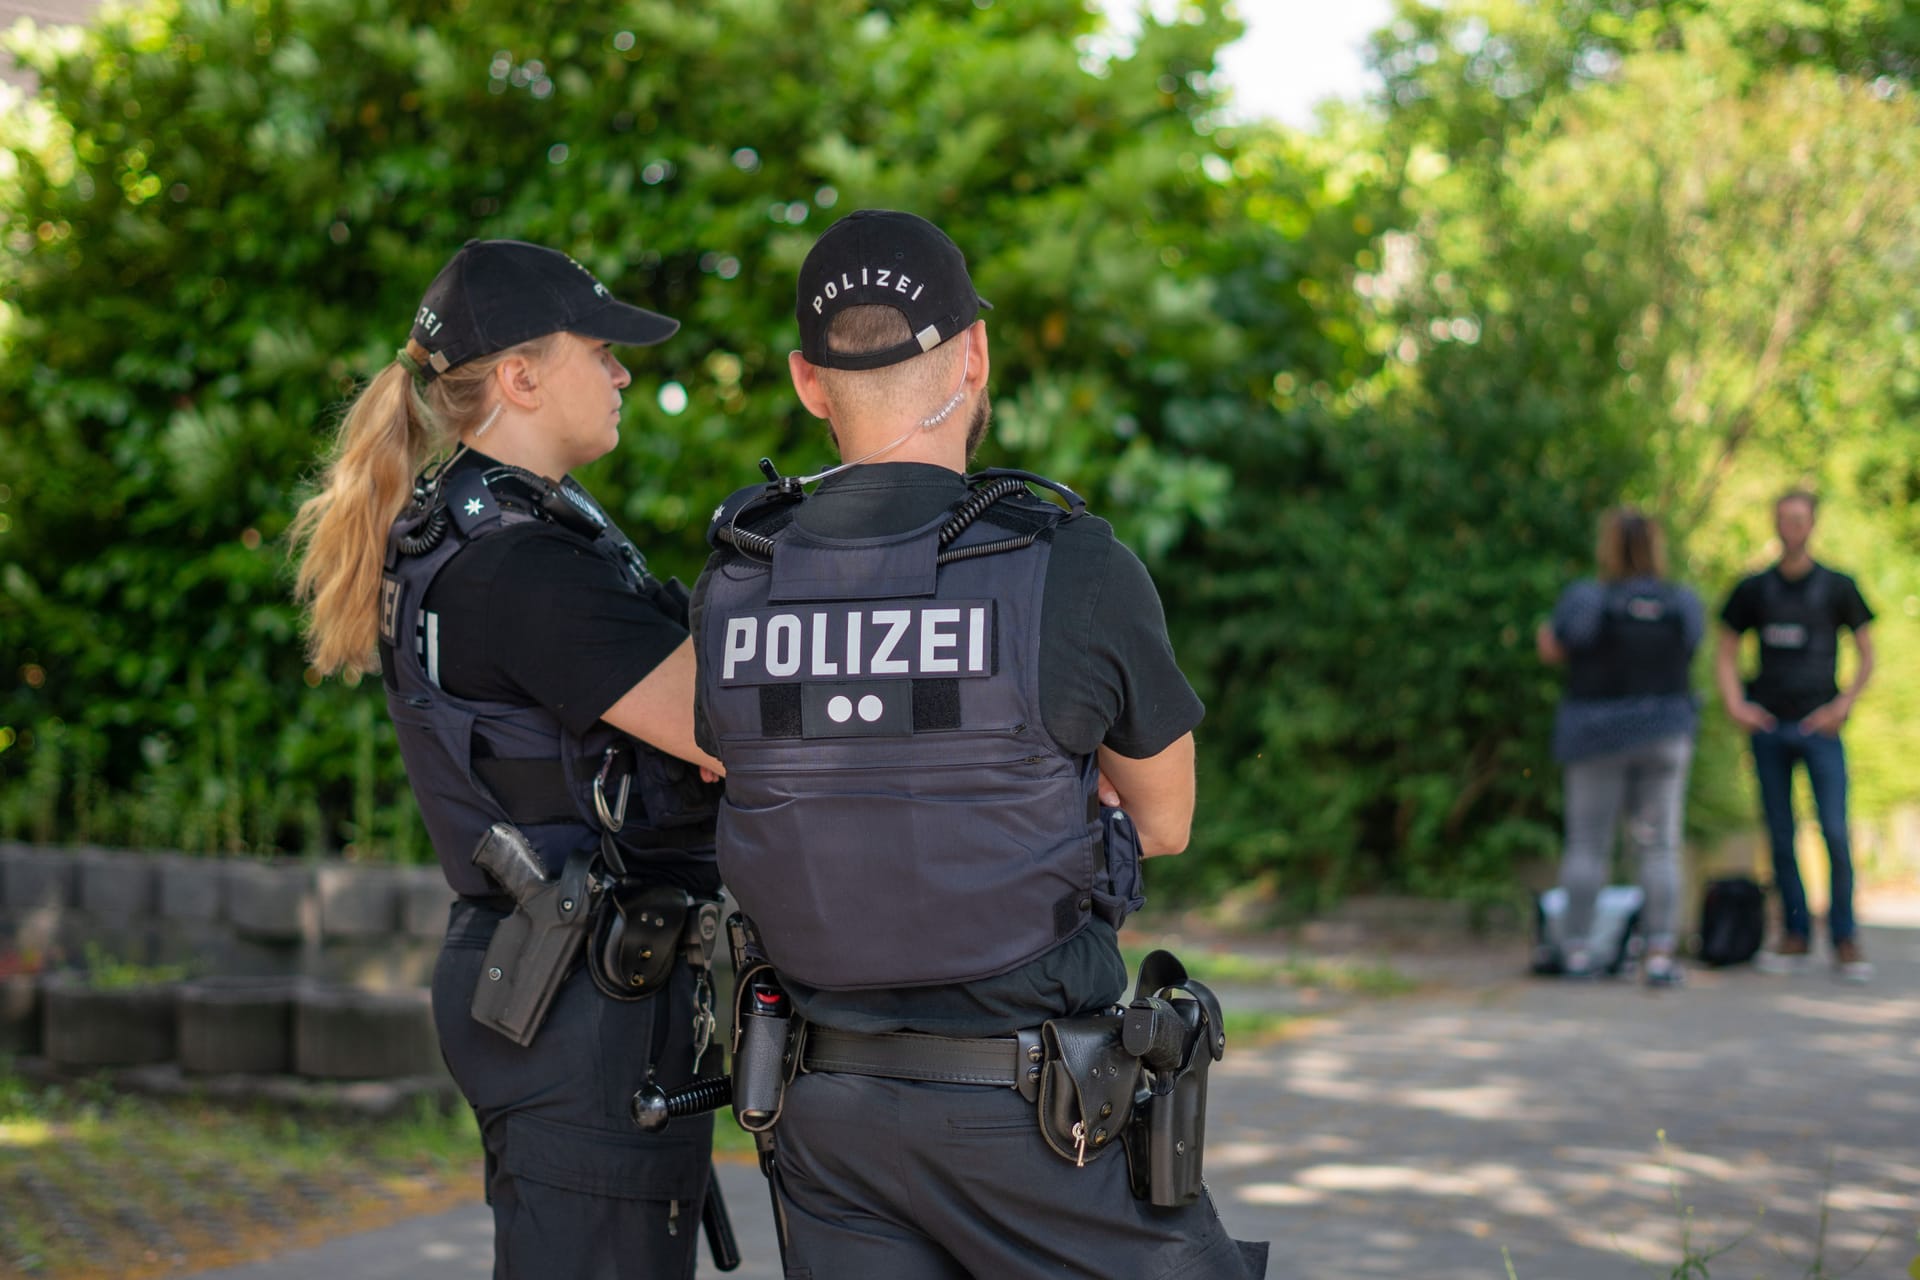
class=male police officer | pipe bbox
[690,210,1266,1277]
[1716,490,1877,981]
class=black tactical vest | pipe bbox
[1755,568,1838,677]
[698,474,1139,992]
[1564,580,1692,700]
[380,458,718,898]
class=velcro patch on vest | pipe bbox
[1762,623,1809,649]
[800,682,914,738]
[379,575,402,646]
[718,601,996,686]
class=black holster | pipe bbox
[1120,950,1224,1207]
[468,835,596,1047]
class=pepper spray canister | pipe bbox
[731,970,792,1130]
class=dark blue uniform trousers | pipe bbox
[432,901,714,1280]
[771,1070,1269,1279]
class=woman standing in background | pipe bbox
[1537,507,1703,986]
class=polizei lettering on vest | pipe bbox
[720,601,995,685]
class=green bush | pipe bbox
[4,0,1916,911]
[0,0,1260,860]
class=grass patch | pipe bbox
[711,1115,763,1159]
[0,1069,480,1278]
[1120,946,1418,997]
[78,942,192,991]
[1274,956,1420,998]
[1220,1009,1299,1045]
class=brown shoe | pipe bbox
[1835,939,1874,984]
[1756,934,1810,974]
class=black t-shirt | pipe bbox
[421,451,688,737]
[1719,563,1874,721]
[690,462,1205,1035]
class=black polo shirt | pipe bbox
[421,450,688,735]
[1720,562,1874,722]
[690,462,1205,1035]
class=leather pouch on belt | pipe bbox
[593,883,689,996]
[1037,1009,1139,1167]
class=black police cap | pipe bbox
[407,239,679,380]
[795,210,991,372]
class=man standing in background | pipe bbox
[1716,491,1876,981]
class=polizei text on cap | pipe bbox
[811,267,927,314]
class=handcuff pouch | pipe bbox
[1037,1008,1138,1166]
[592,883,690,998]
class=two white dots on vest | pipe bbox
[827,694,885,724]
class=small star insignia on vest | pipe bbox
[464,498,485,516]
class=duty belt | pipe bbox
[802,1026,1046,1102]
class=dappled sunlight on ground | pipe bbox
[1776,993,1920,1025]
[1203,923,1919,1278]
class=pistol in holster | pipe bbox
[469,823,597,1047]
[1120,949,1225,1207]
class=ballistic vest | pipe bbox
[698,473,1139,992]
[1564,580,1692,700]
[380,459,719,899]
[1754,567,1838,682]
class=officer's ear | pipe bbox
[494,352,544,412]
[788,351,833,421]
[961,320,989,398]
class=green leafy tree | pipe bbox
[1182,0,1920,901]
[0,0,1265,857]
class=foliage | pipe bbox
[1,0,1916,907]
[78,941,190,990]
[1160,0,1920,900]
[0,0,1253,857]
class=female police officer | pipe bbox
[290,239,724,1278]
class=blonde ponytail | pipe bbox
[290,362,442,675]
[289,335,561,677]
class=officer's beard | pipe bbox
[821,391,992,464]
[965,391,993,463]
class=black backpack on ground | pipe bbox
[1695,876,1766,966]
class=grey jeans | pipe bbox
[1558,733,1694,952]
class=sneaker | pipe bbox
[1834,939,1874,984]
[1644,953,1684,988]
[1756,935,1811,974]
[1562,948,1596,980]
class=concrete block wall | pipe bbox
[0,844,457,1090]
[0,842,451,988]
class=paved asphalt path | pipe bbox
[187,913,1919,1280]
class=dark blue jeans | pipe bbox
[1750,724,1854,945]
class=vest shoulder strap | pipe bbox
[445,466,510,539]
